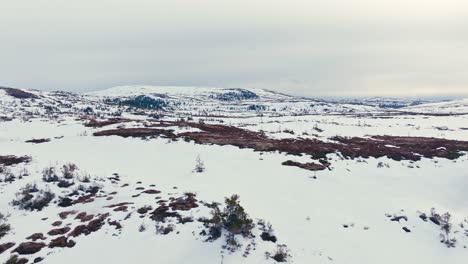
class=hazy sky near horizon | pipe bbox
[1,0,468,97]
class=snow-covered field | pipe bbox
[1,85,467,264]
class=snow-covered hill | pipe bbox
[402,98,468,115]
[87,85,378,116]
[334,96,435,109]
[88,85,293,101]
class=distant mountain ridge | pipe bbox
[1,84,468,116]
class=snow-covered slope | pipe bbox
[335,96,435,109]
[88,85,293,101]
[87,85,378,116]
[402,98,468,114]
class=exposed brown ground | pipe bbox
[93,128,175,138]
[25,138,50,144]
[84,118,132,128]
[0,155,31,166]
[281,160,328,171]
[91,120,468,170]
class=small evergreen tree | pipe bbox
[194,155,205,173]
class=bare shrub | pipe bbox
[193,155,205,173]
[0,212,11,239]
[62,163,78,179]
[258,220,277,243]
[266,244,291,262]
[155,222,175,235]
[11,185,55,211]
[2,168,16,183]
[194,156,205,173]
[42,166,59,182]
[57,180,74,188]
[78,173,91,183]
[5,255,28,264]
[430,208,457,248]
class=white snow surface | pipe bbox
[402,98,468,114]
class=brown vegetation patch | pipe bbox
[73,194,95,205]
[51,221,62,227]
[105,202,134,208]
[177,122,468,162]
[169,194,198,211]
[142,189,161,194]
[69,213,109,237]
[281,160,327,171]
[58,210,77,220]
[108,220,122,229]
[49,236,76,248]
[26,233,45,242]
[0,242,15,254]
[47,227,71,236]
[0,155,31,167]
[5,255,29,264]
[93,128,176,139]
[150,205,181,222]
[331,136,468,161]
[113,206,128,212]
[84,118,132,128]
[137,206,153,214]
[25,138,50,144]
[75,212,94,222]
[92,121,468,169]
[13,242,46,255]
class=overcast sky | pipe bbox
[1,0,467,97]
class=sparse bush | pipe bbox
[0,212,11,239]
[184,191,197,198]
[57,180,74,188]
[2,168,16,183]
[11,185,55,211]
[179,216,194,224]
[247,104,266,111]
[266,244,291,262]
[377,162,390,168]
[155,222,175,235]
[193,155,205,173]
[42,166,59,182]
[138,223,146,232]
[201,195,254,252]
[223,195,254,237]
[258,220,277,243]
[5,255,28,264]
[78,173,91,183]
[57,197,73,207]
[19,167,29,178]
[62,163,78,179]
[85,184,100,194]
[137,206,153,214]
[430,208,457,248]
[224,233,241,252]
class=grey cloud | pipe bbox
[1,0,467,97]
